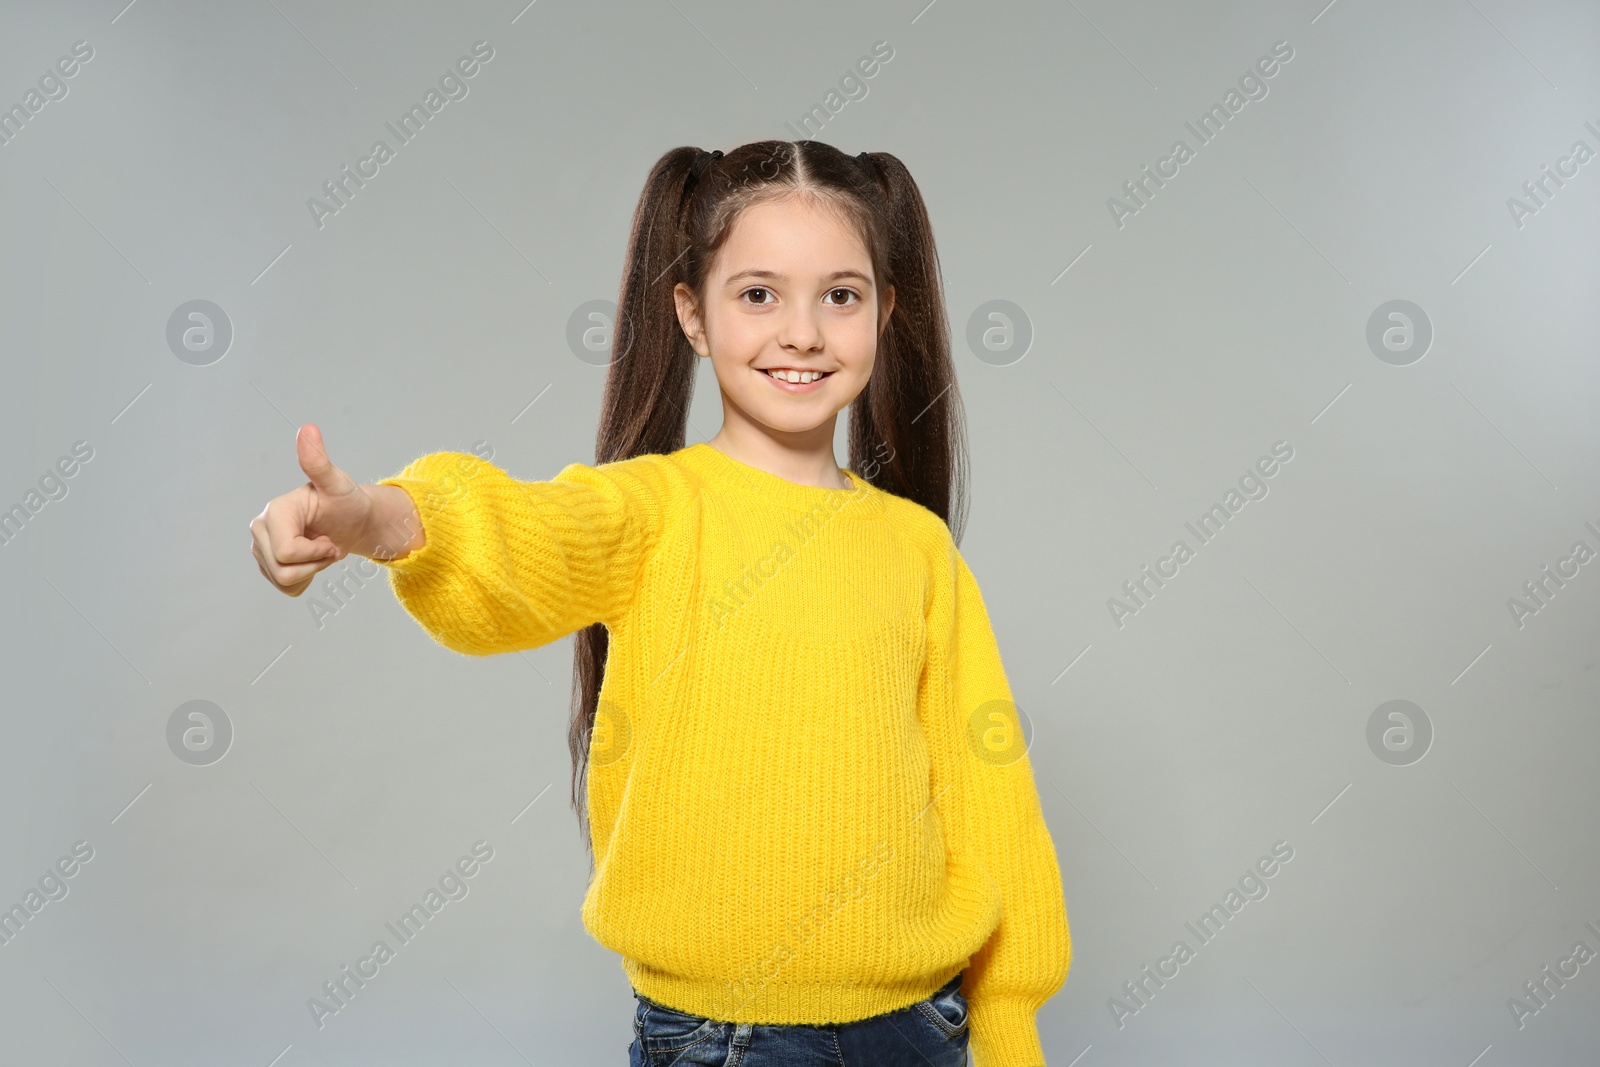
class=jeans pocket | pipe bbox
[914,973,969,1040]
[636,997,728,1065]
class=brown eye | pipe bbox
[826,288,859,306]
[743,287,772,304]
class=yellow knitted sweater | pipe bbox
[372,441,1070,1067]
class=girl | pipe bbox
[250,140,1069,1066]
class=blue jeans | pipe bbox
[628,972,969,1066]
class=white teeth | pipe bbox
[765,369,827,383]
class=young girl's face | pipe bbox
[675,194,893,441]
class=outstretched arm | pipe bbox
[370,451,674,655]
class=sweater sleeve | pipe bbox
[367,451,671,655]
[926,540,1071,1067]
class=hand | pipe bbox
[250,423,376,597]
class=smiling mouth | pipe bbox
[760,368,833,383]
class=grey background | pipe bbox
[2,0,1597,1064]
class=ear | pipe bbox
[674,282,708,357]
[878,284,895,336]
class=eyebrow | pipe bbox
[722,268,874,288]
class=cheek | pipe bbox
[849,319,882,356]
[847,331,878,375]
[709,308,764,347]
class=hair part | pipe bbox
[568,139,969,865]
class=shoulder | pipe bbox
[877,491,945,537]
[585,450,676,478]
[555,450,693,497]
[875,493,1004,610]
[873,490,963,577]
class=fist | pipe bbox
[250,423,374,596]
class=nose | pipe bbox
[776,305,824,354]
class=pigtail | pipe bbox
[848,150,969,544]
[570,146,705,864]
[594,146,705,462]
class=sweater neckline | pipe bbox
[677,442,881,514]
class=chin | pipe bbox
[759,413,834,434]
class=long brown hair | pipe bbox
[568,139,970,862]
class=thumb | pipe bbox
[296,423,357,496]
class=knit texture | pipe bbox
[372,441,1071,1067]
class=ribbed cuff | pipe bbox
[968,994,1047,1067]
[368,457,482,583]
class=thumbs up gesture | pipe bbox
[249,424,417,596]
